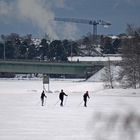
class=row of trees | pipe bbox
[0,34,79,62]
[0,33,122,62]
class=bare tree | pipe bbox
[119,25,140,88]
[101,57,114,89]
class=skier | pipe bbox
[83,91,90,107]
[40,90,47,106]
[59,89,68,106]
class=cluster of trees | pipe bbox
[102,25,140,89]
[100,35,121,54]
[119,25,140,88]
[0,33,122,62]
[0,33,79,62]
[78,33,121,56]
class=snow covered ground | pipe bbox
[0,78,140,140]
[68,56,122,62]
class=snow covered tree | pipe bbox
[101,58,114,89]
[119,25,140,88]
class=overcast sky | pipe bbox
[0,0,139,39]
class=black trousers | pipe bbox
[60,99,64,106]
[84,99,87,107]
[41,98,44,106]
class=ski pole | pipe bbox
[78,100,83,107]
[44,98,47,106]
[54,100,60,106]
[64,96,68,106]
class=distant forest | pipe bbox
[0,32,123,62]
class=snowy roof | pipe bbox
[109,35,119,39]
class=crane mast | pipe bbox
[54,17,111,44]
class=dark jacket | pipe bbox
[59,91,67,100]
[83,92,90,101]
[41,91,47,99]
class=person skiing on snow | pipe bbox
[83,91,90,107]
[41,90,47,106]
[59,89,68,106]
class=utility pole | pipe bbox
[70,41,72,61]
[1,36,6,60]
[92,21,97,43]
[3,41,5,60]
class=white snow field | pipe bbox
[0,79,140,140]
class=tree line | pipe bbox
[0,33,122,61]
[0,34,80,62]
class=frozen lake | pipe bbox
[0,79,140,140]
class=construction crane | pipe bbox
[54,17,111,43]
